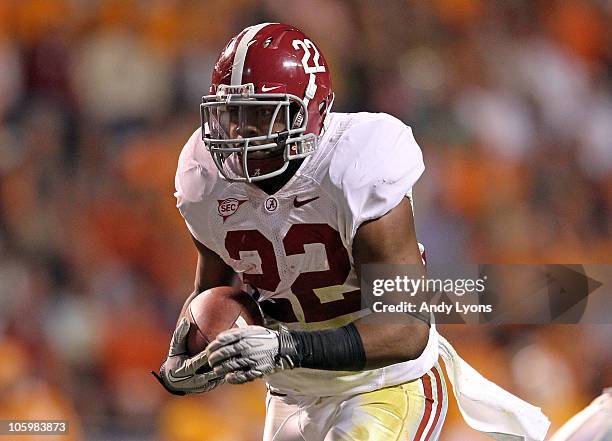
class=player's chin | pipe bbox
[242,151,286,176]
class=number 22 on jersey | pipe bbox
[225,224,361,324]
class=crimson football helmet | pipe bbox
[201,23,334,182]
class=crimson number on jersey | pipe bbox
[225,224,361,323]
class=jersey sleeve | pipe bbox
[174,127,218,246]
[329,113,425,240]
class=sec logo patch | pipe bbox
[217,198,247,222]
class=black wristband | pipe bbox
[288,323,366,371]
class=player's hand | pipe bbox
[152,317,224,395]
[206,325,299,384]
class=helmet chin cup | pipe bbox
[201,85,317,183]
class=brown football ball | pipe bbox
[186,286,264,357]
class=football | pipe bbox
[186,286,264,356]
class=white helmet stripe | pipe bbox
[230,22,277,85]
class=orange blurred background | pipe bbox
[0,0,610,439]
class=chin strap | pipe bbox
[291,73,318,130]
[321,92,335,135]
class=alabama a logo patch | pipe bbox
[217,198,247,222]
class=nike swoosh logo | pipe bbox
[293,196,319,208]
[167,371,192,382]
[261,85,282,92]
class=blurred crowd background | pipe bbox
[0,0,611,440]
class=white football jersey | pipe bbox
[175,112,439,396]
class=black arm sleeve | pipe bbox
[287,323,366,371]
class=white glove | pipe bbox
[152,317,224,395]
[206,325,299,384]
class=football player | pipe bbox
[153,23,548,441]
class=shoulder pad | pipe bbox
[175,127,218,205]
[328,113,424,237]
